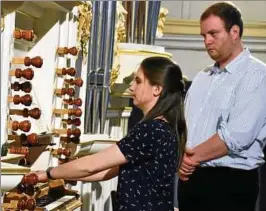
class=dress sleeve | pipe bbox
[117,121,159,164]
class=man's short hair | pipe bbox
[200,2,243,37]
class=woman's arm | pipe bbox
[75,167,119,182]
[35,144,127,182]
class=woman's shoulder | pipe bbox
[134,119,172,133]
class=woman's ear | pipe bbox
[153,85,162,97]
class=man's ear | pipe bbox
[153,85,162,97]
[230,25,240,40]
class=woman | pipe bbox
[33,57,187,211]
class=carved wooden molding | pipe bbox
[164,19,266,38]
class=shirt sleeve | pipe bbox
[117,121,159,164]
[217,73,266,156]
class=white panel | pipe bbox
[1,13,15,147]
[156,35,266,80]
[161,1,266,21]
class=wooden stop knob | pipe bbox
[64,78,83,87]
[56,68,76,76]
[9,146,29,156]
[67,47,78,55]
[24,56,43,68]
[63,98,82,106]
[53,108,82,117]
[17,198,36,211]
[67,128,81,137]
[13,29,34,41]
[23,108,41,119]
[57,47,78,56]
[17,183,34,196]
[22,173,38,185]
[12,94,32,106]
[62,118,81,126]
[62,68,76,76]
[60,136,80,144]
[58,148,72,157]
[12,68,34,80]
[10,120,31,132]
[52,148,72,157]
[11,81,32,93]
[20,133,38,146]
[68,108,82,117]
[9,108,41,119]
[55,88,75,96]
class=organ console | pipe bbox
[3,179,82,211]
[11,81,32,93]
[11,56,43,68]
[8,94,32,106]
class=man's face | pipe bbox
[200,15,235,63]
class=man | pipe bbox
[178,2,266,211]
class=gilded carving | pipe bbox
[77,1,92,62]
[110,1,127,87]
[1,17,4,32]
[156,7,169,38]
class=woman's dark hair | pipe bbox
[140,56,187,169]
[200,2,243,37]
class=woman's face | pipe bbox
[129,68,160,113]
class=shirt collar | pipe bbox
[208,48,250,75]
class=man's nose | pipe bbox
[205,34,213,46]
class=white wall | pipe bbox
[161,1,266,21]
[156,1,266,80]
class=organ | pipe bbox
[1,1,170,210]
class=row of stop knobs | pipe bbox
[8,58,39,139]
[8,90,82,107]
[10,67,81,79]
[14,29,78,55]
[8,127,81,146]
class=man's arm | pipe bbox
[192,133,228,163]
[180,72,266,180]
[179,133,228,180]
